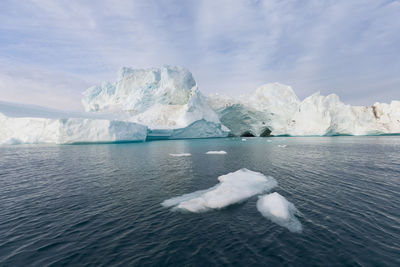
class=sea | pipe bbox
[0,136,399,266]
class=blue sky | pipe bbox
[1,0,399,110]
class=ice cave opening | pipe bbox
[240,131,255,137]
[260,127,272,137]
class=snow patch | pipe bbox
[205,151,227,155]
[256,192,302,233]
[162,168,277,212]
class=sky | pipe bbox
[1,0,399,111]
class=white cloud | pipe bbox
[0,0,399,110]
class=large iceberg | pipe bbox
[1,65,399,145]
[82,66,229,139]
[208,83,400,136]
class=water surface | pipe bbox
[0,137,399,266]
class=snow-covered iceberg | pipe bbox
[0,112,147,145]
[82,65,229,139]
[162,168,277,213]
[256,192,302,233]
[207,83,400,136]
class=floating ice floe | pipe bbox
[169,153,191,157]
[277,144,287,148]
[256,192,302,233]
[205,151,227,155]
[162,168,277,212]
[242,138,247,141]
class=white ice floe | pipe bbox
[277,145,287,148]
[242,138,247,141]
[256,192,302,233]
[169,153,191,157]
[162,168,277,212]
[205,151,227,155]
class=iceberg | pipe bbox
[207,83,400,136]
[256,192,302,233]
[0,66,229,145]
[82,65,229,139]
[0,112,147,144]
[2,65,399,145]
[287,93,400,136]
[162,168,277,212]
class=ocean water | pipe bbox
[0,137,399,266]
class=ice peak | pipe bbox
[81,65,226,131]
[82,65,198,113]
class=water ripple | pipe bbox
[0,137,399,266]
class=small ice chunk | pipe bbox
[267,140,272,142]
[169,153,191,157]
[256,192,302,233]
[242,138,247,141]
[162,168,277,212]
[277,144,287,148]
[205,151,227,155]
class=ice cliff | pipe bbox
[208,83,400,136]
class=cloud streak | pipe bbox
[0,0,399,110]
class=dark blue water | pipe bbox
[0,137,399,266]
